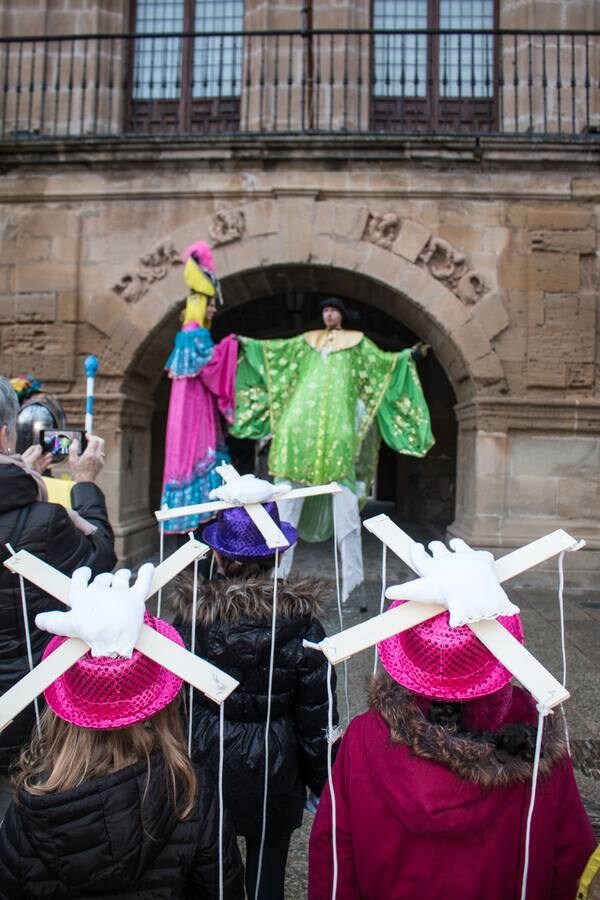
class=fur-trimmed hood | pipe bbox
[173,570,326,627]
[370,672,567,790]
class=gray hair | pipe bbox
[0,376,19,434]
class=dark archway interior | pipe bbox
[149,278,457,526]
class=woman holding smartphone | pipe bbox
[0,375,116,820]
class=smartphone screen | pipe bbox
[39,429,86,458]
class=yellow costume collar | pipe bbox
[303,329,363,353]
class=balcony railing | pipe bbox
[1,29,599,141]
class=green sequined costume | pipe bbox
[231,330,434,541]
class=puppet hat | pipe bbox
[203,502,297,561]
[42,613,184,730]
[378,599,524,701]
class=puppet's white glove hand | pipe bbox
[35,564,154,657]
[385,539,519,627]
[210,472,291,505]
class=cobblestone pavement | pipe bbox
[159,511,600,898]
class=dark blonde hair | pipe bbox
[13,698,197,820]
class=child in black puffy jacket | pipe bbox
[174,500,338,900]
[0,566,244,900]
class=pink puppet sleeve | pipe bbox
[199,333,238,425]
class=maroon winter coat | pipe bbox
[309,674,595,900]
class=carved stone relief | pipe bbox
[362,212,401,250]
[417,235,487,304]
[209,208,246,246]
[112,241,181,304]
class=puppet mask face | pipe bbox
[183,257,216,299]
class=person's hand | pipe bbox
[68,433,105,483]
[210,470,290,505]
[21,444,53,474]
[35,564,155,658]
[385,538,519,627]
[411,341,430,361]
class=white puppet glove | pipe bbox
[210,471,291,505]
[385,538,519,628]
[35,564,155,658]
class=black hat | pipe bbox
[319,297,359,324]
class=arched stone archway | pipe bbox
[96,199,508,563]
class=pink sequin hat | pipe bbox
[42,614,184,730]
[378,599,524,701]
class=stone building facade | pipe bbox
[0,0,599,570]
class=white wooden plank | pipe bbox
[493,529,582,582]
[364,516,580,586]
[4,540,209,610]
[137,626,239,704]
[148,539,209,596]
[0,639,89,734]
[4,552,71,604]
[469,619,569,709]
[316,602,445,664]
[363,515,415,568]
[155,482,342,522]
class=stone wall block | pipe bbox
[499,254,530,290]
[15,292,56,323]
[529,229,597,254]
[510,434,600,479]
[508,205,593,230]
[451,320,492,362]
[84,291,124,339]
[474,292,510,340]
[15,261,76,293]
[18,237,51,262]
[20,209,80,239]
[557,478,600,519]
[0,267,13,293]
[426,289,472,332]
[506,476,558,517]
[527,253,580,292]
[437,224,482,253]
[15,352,75,381]
[391,219,431,263]
[307,232,336,267]
[482,226,511,254]
[0,294,15,323]
[469,351,505,384]
[334,204,369,241]
[243,200,280,238]
[314,201,336,236]
[57,292,78,322]
[52,236,81,262]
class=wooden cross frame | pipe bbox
[308,515,582,710]
[155,464,342,550]
[0,537,240,734]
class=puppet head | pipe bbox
[377,599,524,702]
[42,613,184,730]
[203,502,297,562]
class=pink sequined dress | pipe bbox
[161,322,238,533]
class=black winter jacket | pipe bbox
[0,463,117,766]
[0,752,245,899]
[174,574,338,839]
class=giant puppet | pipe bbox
[231,297,434,601]
[160,242,238,534]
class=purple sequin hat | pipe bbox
[202,502,297,560]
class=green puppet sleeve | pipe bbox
[376,348,435,457]
[231,334,309,440]
[230,337,271,440]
